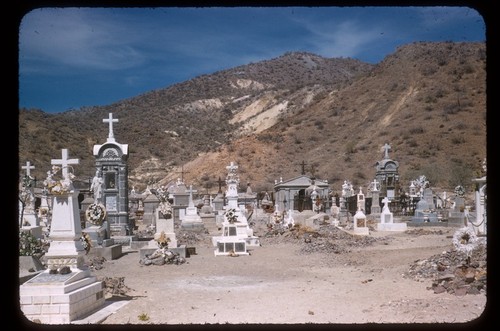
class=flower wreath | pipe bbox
[224,208,238,223]
[454,185,466,197]
[85,203,107,226]
[452,226,478,258]
[43,165,76,195]
[158,200,173,218]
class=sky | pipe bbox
[18,6,486,114]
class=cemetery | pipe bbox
[17,113,487,325]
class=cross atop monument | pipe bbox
[22,161,35,177]
[51,149,79,180]
[226,161,238,173]
[382,143,391,159]
[217,176,225,193]
[371,178,380,192]
[299,160,308,175]
[103,112,119,141]
[176,165,190,183]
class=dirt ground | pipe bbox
[86,216,488,327]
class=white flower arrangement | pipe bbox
[454,185,466,197]
[224,208,239,223]
[158,200,173,218]
[452,226,478,259]
[156,231,170,249]
[85,203,107,226]
[43,165,76,195]
[80,232,92,254]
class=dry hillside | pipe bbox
[18,41,486,196]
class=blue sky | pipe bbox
[18,6,486,114]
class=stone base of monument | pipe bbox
[353,227,370,236]
[180,221,206,231]
[377,222,408,231]
[447,213,466,227]
[213,238,249,256]
[19,269,105,324]
[88,244,123,260]
[19,256,46,284]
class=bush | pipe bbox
[19,231,44,256]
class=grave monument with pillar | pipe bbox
[20,149,105,324]
[92,113,131,236]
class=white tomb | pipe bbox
[353,207,369,236]
[212,162,260,256]
[180,185,204,230]
[377,197,407,231]
[20,149,105,324]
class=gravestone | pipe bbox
[409,188,439,225]
[200,195,218,234]
[356,187,365,212]
[92,113,131,236]
[212,162,260,256]
[370,179,381,214]
[448,194,466,226]
[353,206,369,236]
[142,193,160,226]
[172,178,190,222]
[19,161,43,239]
[20,149,105,324]
[377,197,407,231]
[180,185,205,231]
[139,210,187,258]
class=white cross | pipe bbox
[51,149,79,180]
[382,143,391,159]
[226,161,238,172]
[382,196,390,208]
[103,112,119,140]
[22,161,35,177]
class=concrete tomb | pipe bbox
[20,149,105,324]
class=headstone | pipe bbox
[377,197,407,231]
[212,162,260,255]
[200,195,218,234]
[19,161,42,238]
[180,185,205,231]
[370,179,381,214]
[353,206,369,236]
[471,163,486,235]
[409,187,439,225]
[142,193,160,226]
[20,149,105,324]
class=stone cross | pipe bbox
[22,161,35,177]
[51,149,79,180]
[382,143,391,159]
[103,112,118,141]
[217,176,224,193]
[176,165,190,183]
[299,160,307,175]
[226,161,238,173]
[372,179,380,192]
[382,197,390,211]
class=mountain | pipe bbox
[18,41,487,196]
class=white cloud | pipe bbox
[20,8,147,72]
